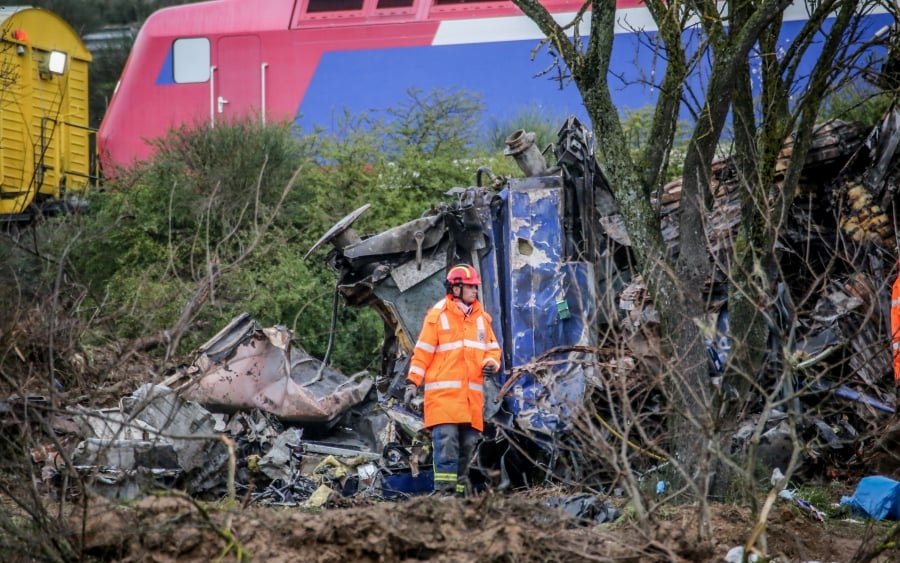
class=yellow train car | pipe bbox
[0,7,94,220]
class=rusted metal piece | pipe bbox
[183,314,373,423]
[504,129,548,177]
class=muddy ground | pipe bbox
[2,350,898,562]
[53,490,892,563]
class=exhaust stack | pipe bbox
[504,129,547,177]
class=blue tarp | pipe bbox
[380,469,435,498]
[840,476,900,520]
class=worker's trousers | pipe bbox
[431,423,480,495]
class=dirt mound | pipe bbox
[77,494,615,562]
[72,492,896,562]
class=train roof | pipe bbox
[0,6,91,61]
[141,0,297,36]
[139,0,645,37]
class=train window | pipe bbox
[39,51,67,77]
[306,0,364,12]
[48,52,67,74]
[173,38,210,83]
[376,0,414,8]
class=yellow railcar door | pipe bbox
[0,39,34,216]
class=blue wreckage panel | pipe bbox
[485,178,597,436]
[498,178,566,364]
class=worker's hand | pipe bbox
[403,383,417,407]
[482,364,496,379]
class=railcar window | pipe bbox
[173,38,210,83]
[376,0,414,8]
[306,0,364,12]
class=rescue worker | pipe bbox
[404,263,502,495]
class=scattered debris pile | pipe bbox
[15,313,435,504]
[641,107,900,476]
[309,117,615,487]
[71,383,226,499]
[12,108,900,508]
[308,108,900,486]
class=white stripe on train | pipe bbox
[433,3,889,47]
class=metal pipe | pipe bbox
[209,65,216,127]
[301,442,382,461]
[260,62,268,125]
[476,166,496,187]
[503,129,547,177]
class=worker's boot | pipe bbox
[431,424,460,496]
[455,424,481,497]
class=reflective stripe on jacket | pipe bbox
[407,297,501,431]
[892,272,900,382]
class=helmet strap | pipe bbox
[446,282,462,296]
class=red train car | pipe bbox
[98,0,892,171]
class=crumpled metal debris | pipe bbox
[544,494,620,525]
[48,110,900,506]
[304,112,900,490]
[642,108,900,477]
[258,427,303,482]
[182,313,373,423]
[71,384,227,499]
[58,308,447,503]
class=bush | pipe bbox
[485,108,563,153]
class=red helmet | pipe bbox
[446,264,481,286]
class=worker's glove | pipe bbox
[482,364,497,379]
[403,383,418,407]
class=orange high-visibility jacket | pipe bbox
[892,270,900,382]
[407,297,502,432]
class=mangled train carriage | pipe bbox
[308,118,640,484]
[310,107,900,486]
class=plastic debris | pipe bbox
[725,546,759,563]
[778,489,826,522]
[770,467,785,487]
[304,484,335,508]
[840,476,900,520]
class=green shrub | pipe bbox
[485,108,563,153]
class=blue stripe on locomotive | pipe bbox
[157,47,175,85]
[296,39,596,130]
[295,13,892,130]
